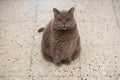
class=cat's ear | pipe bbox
[53,8,59,16]
[68,7,74,14]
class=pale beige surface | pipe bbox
[0,0,120,80]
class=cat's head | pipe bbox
[53,7,76,30]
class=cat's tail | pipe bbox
[38,27,44,33]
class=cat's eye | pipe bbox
[66,18,70,22]
[58,18,62,21]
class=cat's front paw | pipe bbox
[62,59,71,65]
[54,61,62,67]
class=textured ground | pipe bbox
[0,0,120,80]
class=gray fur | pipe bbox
[39,7,81,66]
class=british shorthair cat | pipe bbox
[38,7,81,67]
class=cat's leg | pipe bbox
[41,41,53,62]
[53,55,62,67]
[71,37,81,61]
[71,48,80,61]
[50,48,62,67]
[42,50,53,62]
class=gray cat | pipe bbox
[38,7,81,67]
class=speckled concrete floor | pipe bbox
[0,0,120,80]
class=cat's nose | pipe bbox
[63,23,66,25]
[63,23,66,27]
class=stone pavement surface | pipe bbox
[0,0,120,80]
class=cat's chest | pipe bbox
[54,32,77,42]
[53,33,78,50]
[55,36,77,59]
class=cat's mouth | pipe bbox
[55,26,68,30]
[62,27,67,30]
